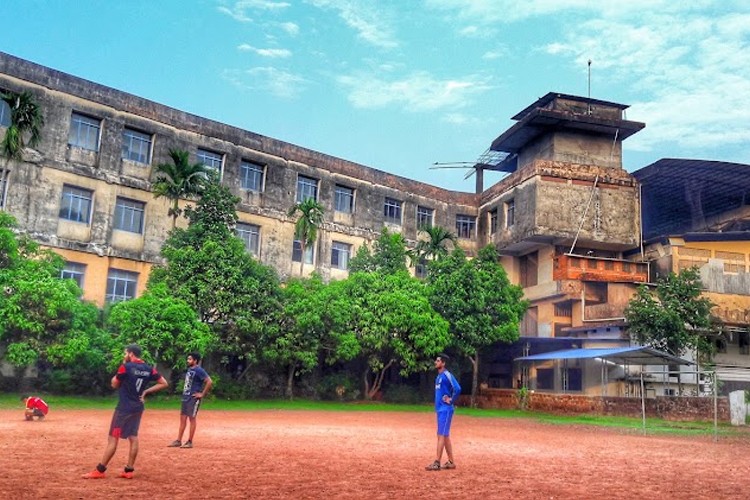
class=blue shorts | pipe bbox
[109,410,142,439]
[436,409,454,437]
[181,397,201,418]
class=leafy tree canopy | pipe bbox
[106,282,217,373]
[0,212,106,369]
[1,90,44,159]
[152,181,282,363]
[428,245,528,404]
[349,228,409,275]
[327,270,450,398]
[625,268,716,359]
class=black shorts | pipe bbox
[109,410,143,439]
[32,408,45,417]
[181,397,201,418]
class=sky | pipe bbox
[1,0,749,191]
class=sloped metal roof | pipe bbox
[514,346,692,365]
[633,158,750,240]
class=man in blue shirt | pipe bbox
[426,353,461,471]
[83,344,168,479]
[168,352,212,449]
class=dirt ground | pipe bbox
[1,407,749,499]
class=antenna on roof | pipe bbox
[587,59,592,115]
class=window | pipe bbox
[417,206,433,229]
[505,199,515,228]
[489,209,498,234]
[334,185,354,213]
[113,197,145,234]
[59,185,93,223]
[455,215,476,239]
[60,262,86,288]
[197,148,223,173]
[121,127,152,164]
[296,175,318,202]
[520,252,538,287]
[0,169,7,208]
[106,269,138,302]
[384,197,402,224]
[69,112,101,151]
[536,368,554,390]
[554,302,572,318]
[0,98,9,127]
[292,239,314,264]
[240,161,265,192]
[237,222,260,256]
[331,241,352,270]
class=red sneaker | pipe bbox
[82,469,106,479]
[119,471,134,479]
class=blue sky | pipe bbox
[2,1,749,191]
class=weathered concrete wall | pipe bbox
[0,51,482,305]
[483,160,640,254]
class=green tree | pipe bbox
[0,212,108,387]
[625,268,716,359]
[152,181,282,371]
[328,271,450,399]
[349,228,409,275]
[106,282,217,389]
[287,198,324,275]
[266,275,329,399]
[414,225,456,262]
[153,148,212,228]
[428,245,528,406]
[1,90,44,160]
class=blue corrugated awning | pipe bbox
[514,346,692,366]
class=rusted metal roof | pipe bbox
[633,158,750,240]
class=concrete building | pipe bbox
[10,51,744,396]
[634,159,750,394]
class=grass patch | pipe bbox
[1,393,742,437]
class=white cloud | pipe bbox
[337,71,492,111]
[217,1,290,22]
[237,44,292,58]
[222,67,307,98]
[541,9,750,155]
[306,0,398,49]
[278,21,299,36]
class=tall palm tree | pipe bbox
[413,225,457,270]
[1,90,44,160]
[287,198,324,275]
[153,148,212,228]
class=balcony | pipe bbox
[553,254,648,283]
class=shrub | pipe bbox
[383,384,425,404]
[317,373,360,401]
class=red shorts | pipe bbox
[109,410,143,439]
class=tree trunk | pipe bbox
[171,199,179,229]
[286,363,295,400]
[470,352,479,408]
[366,359,395,400]
[363,367,371,400]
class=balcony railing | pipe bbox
[553,254,648,283]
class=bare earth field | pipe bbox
[1,407,749,499]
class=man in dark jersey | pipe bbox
[83,344,168,480]
[425,353,461,471]
[168,352,212,449]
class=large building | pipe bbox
[3,51,746,394]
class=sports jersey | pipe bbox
[115,359,161,414]
[434,370,461,412]
[182,365,209,401]
[26,397,49,415]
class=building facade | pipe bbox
[8,52,745,396]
